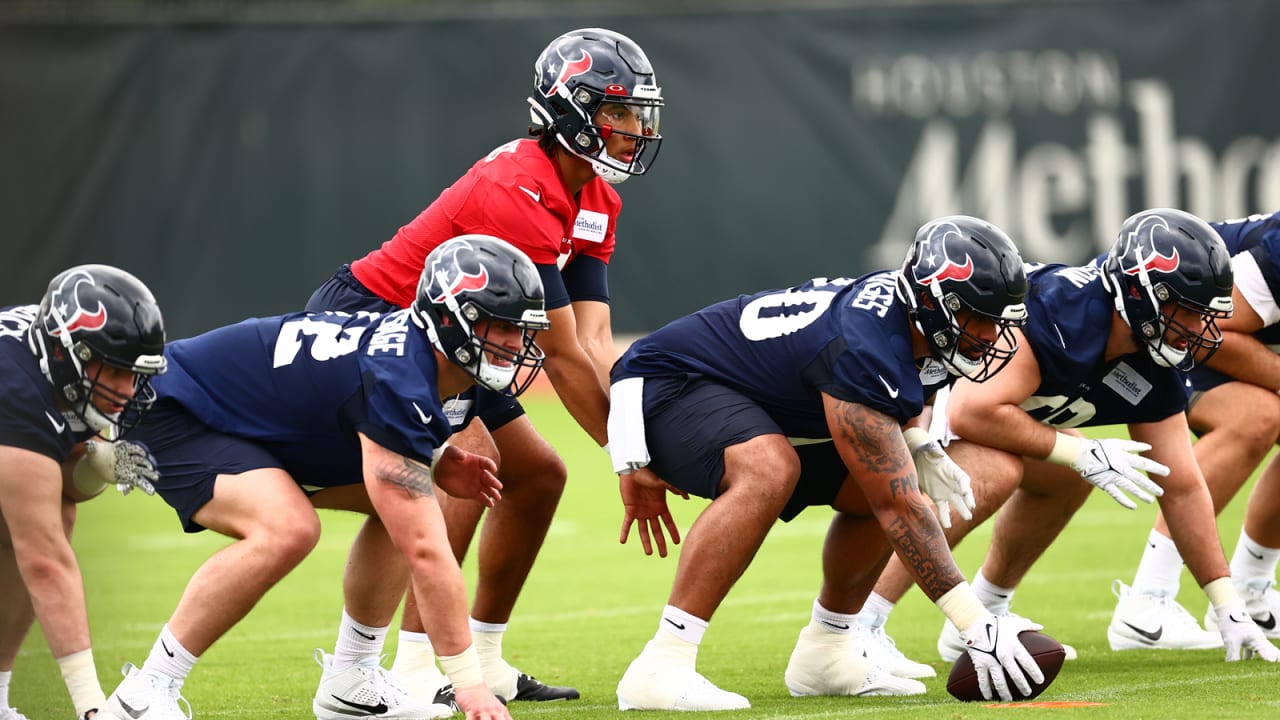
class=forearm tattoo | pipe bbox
[376,456,437,499]
[832,399,965,599]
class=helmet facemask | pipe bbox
[914,286,1027,383]
[1118,275,1231,371]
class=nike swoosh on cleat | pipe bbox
[353,628,377,640]
[331,695,389,714]
[116,698,149,719]
[820,620,851,630]
[1121,621,1163,642]
[1255,613,1277,631]
[663,617,686,630]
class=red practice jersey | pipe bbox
[352,138,621,309]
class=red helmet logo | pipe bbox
[429,240,490,303]
[47,270,108,336]
[544,50,593,98]
[1124,246,1181,275]
[1122,214,1182,275]
[917,224,975,285]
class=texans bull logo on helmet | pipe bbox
[44,269,108,336]
[915,222,976,286]
[1122,215,1182,276]
[542,50,594,99]
[428,239,491,303]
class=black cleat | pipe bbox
[512,673,580,702]
[435,683,509,711]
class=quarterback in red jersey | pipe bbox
[307,27,679,706]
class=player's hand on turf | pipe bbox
[433,445,502,507]
[453,682,511,720]
[84,439,159,497]
[619,469,681,557]
[908,437,974,529]
[1215,600,1280,662]
[959,613,1045,701]
[1071,438,1167,510]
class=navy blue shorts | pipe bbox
[641,375,846,522]
[130,398,286,533]
[307,265,525,431]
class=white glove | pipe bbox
[905,428,974,529]
[959,613,1046,701]
[1069,438,1168,510]
[1215,600,1280,662]
[79,440,158,497]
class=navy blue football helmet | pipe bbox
[412,235,550,396]
[1100,208,1234,370]
[899,216,1028,382]
[29,264,166,436]
[528,28,663,184]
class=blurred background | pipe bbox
[2,0,1278,339]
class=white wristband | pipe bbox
[438,644,484,690]
[902,427,931,452]
[1046,432,1083,466]
[936,581,987,631]
[1205,577,1242,610]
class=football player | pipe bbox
[103,237,538,720]
[0,265,166,720]
[606,216,1040,708]
[855,208,1280,673]
[1112,211,1280,649]
[304,27,669,704]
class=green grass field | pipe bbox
[14,396,1280,718]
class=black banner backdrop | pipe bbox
[2,0,1277,337]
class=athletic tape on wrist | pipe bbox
[438,645,484,690]
[1205,577,1242,611]
[902,427,931,453]
[936,581,987,632]
[1047,432,1083,466]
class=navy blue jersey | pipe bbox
[1019,264,1190,427]
[612,273,952,437]
[153,309,453,485]
[1184,213,1280,394]
[0,304,94,461]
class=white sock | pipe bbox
[0,669,11,708]
[1230,529,1280,582]
[810,598,857,634]
[647,622,698,668]
[972,570,1015,614]
[142,625,197,685]
[856,592,897,627]
[658,604,709,646]
[1132,529,1184,596]
[332,609,388,671]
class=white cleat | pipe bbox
[939,611,1078,661]
[616,643,750,711]
[1204,576,1280,640]
[105,663,192,720]
[850,621,936,679]
[785,623,926,698]
[1108,580,1223,651]
[313,650,454,720]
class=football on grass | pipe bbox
[946,629,1066,701]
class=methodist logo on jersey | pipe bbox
[915,223,974,284]
[427,239,490,303]
[45,270,108,336]
[544,50,593,98]
[1122,215,1181,275]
